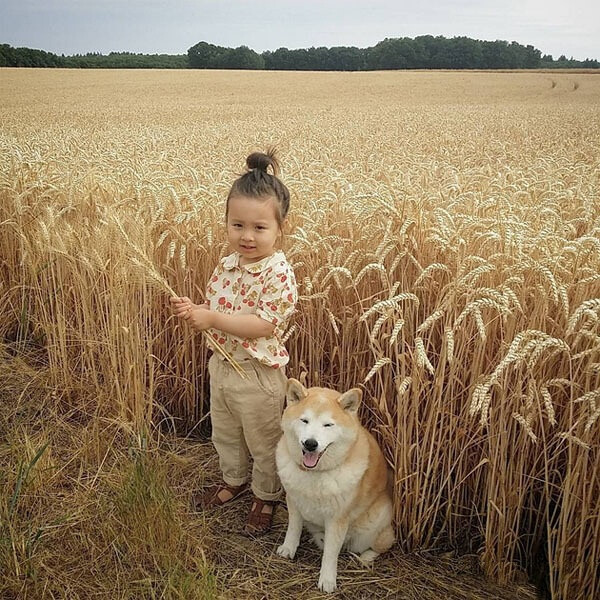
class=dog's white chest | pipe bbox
[279,457,367,526]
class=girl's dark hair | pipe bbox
[226,148,290,226]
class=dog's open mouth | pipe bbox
[301,445,329,469]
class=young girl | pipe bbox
[170,150,297,535]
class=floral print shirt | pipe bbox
[205,250,297,369]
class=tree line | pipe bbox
[0,45,186,69]
[188,38,599,70]
[2,37,599,70]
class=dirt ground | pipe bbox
[187,441,539,600]
[0,349,540,600]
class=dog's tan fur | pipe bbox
[276,379,395,593]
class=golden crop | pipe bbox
[1,68,599,599]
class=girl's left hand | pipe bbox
[184,306,214,331]
[170,297,213,330]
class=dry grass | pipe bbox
[0,348,536,599]
[0,349,218,599]
[1,68,599,599]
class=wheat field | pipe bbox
[1,68,599,599]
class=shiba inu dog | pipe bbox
[275,378,395,593]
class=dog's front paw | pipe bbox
[318,571,337,593]
[276,544,297,560]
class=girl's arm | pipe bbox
[209,311,275,339]
[186,308,275,339]
[171,297,275,339]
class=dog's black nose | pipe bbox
[303,438,318,452]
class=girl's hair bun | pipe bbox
[227,147,290,224]
[246,148,280,176]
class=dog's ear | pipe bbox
[286,378,307,405]
[338,388,362,413]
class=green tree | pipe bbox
[366,38,416,69]
[187,41,229,68]
[328,46,365,71]
[263,47,295,70]
[220,46,264,69]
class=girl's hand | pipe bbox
[183,306,215,331]
[169,297,213,331]
[169,296,208,318]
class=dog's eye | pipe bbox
[300,418,308,424]
[323,423,334,428]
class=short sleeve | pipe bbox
[205,263,223,306]
[256,263,297,328]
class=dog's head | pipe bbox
[280,378,362,471]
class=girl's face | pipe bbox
[226,194,281,265]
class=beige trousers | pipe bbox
[208,354,287,501]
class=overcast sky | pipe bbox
[2,0,599,61]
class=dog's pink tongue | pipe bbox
[302,451,320,468]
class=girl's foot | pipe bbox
[194,482,248,509]
[244,496,276,535]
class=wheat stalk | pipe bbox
[115,217,246,378]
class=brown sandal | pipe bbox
[244,495,276,535]
[193,482,248,509]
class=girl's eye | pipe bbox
[256,226,266,231]
[232,223,242,228]
[323,423,334,428]
[300,418,308,424]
